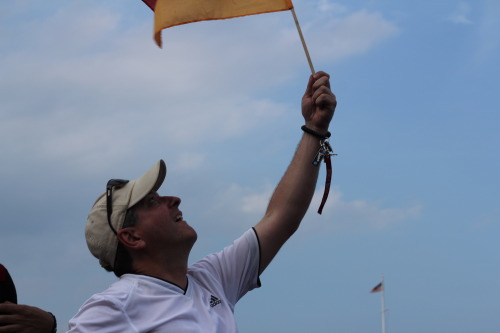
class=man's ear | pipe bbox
[117,228,146,250]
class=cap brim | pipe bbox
[128,159,167,209]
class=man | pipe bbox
[68,71,337,332]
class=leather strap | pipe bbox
[318,154,332,214]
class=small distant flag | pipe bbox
[370,282,383,293]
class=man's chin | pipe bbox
[186,229,198,247]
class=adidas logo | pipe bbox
[210,295,222,308]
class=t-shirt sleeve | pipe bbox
[190,228,261,306]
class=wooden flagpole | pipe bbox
[290,8,315,74]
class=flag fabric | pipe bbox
[144,0,294,47]
[142,0,157,11]
[370,282,383,293]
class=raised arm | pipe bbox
[254,71,337,274]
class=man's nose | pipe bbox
[163,196,181,207]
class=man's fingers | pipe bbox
[306,71,331,97]
[312,75,331,90]
[0,302,14,308]
[312,85,333,102]
[315,95,336,109]
[0,323,21,333]
[313,71,330,80]
[313,85,337,110]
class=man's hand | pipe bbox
[301,71,337,134]
[0,303,54,333]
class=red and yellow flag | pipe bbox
[143,0,294,47]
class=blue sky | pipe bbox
[1,0,499,332]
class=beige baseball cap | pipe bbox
[85,160,166,270]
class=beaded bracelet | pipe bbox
[301,125,331,139]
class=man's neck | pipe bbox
[133,260,189,290]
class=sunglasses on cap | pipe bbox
[106,179,129,235]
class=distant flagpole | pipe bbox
[290,8,315,74]
[380,276,387,333]
[371,277,388,333]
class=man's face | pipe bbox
[132,192,197,253]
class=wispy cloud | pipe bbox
[473,0,500,63]
[173,153,206,171]
[200,183,421,235]
[304,9,400,62]
[447,2,473,24]
[317,0,348,14]
[303,188,422,234]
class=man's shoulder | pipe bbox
[187,228,259,280]
[84,274,184,307]
[83,275,137,304]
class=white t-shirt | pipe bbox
[67,229,261,333]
